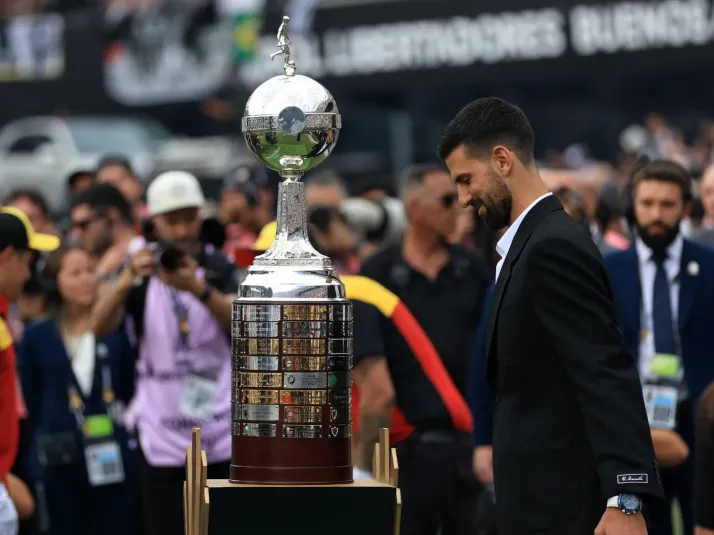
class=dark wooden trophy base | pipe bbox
[185,428,401,535]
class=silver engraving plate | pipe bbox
[242,372,282,388]
[231,389,240,403]
[326,356,352,371]
[240,404,280,421]
[283,305,328,321]
[328,388,351,406]
[283,425,323,439]
[283,339,325,355]
[243,322,279,338]
[327,371,351,389]
[231,421,241,436]
[280,390,326,405]
[328,322,353,338]
[328,338,352,355]
[242,305,281,322]
[282,321,327,338]
[329,304,352,321]
[240,338,279,355]
[284,406,322,423]
[240,356,280,371]
[327,424,351,439]
[283,372,327,389]
[241,423,277,437]
[231,320,242,338]
[241,390,280,405]
[283,356,326,371]
[232,303,242,321]
[328,406,350,424]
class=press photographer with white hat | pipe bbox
[90,171,237,535]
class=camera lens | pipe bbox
[157,247,185,272]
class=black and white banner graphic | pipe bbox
[241,0,714,85]
[0,14,65,82]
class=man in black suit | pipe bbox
[437,97,664,535]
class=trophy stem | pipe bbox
[253,176,331,268]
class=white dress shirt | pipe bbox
[64,331,96,397]
[635,235,682,381]
[495,193,553,282]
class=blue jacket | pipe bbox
[604,240,714,413]
[19,318,135,479]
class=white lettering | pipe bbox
[570,0,714,56]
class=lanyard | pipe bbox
[67,344,116,430]
[169,288,190,350]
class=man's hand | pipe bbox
[594,508,647,535]
[97,242,129,279]
[129,247,156,278]
[472,445,494,485]
[157,255,203,295]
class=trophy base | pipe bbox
[229,463,352,485]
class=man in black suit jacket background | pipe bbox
[438,97,664,535]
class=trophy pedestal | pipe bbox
[206,479,398,535]
[185,429,401,535]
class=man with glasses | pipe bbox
[70,183,138,284]
[352,164,491,535]
[304,171,360,274]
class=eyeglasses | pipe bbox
[71,216,97,231]
[440,193,458,208]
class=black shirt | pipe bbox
[353,242,491,431]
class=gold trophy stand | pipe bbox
[184,428,402,535]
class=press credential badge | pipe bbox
[179,370,218,421]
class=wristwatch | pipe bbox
[607,494,642,515]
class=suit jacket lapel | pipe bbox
[619,247,641,345]
[678,241,699,331]
[485,195,564,383]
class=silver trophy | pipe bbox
[230,15,353,485]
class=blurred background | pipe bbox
[4,1,714,535]
[1,0,714,213]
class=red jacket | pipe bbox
[0,295,18,485]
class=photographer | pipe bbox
[305,172,361,273]
[90,171,236,535]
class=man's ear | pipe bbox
[0,247,14,266]
[491,146,514,177]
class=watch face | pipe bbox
[619,494,642,514]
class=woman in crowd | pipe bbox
[19,245,135,535]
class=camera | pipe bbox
[154,246,186,273]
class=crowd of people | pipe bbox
[1,107,714,535]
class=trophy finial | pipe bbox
[270,15,294,76]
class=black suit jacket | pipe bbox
[487,195,663,535]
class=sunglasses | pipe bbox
[440,193,458,208]
[71,216,99,231]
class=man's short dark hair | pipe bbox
[632,159,691,201]
[96,155,135,177]
[71,183,134,225]
[437,97,535,165]
[5,189,49,218]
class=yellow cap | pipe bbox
[252,221,277,251]
[0,206,60,252]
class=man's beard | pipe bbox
[635,220,680,254]
[473,168,512,231]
